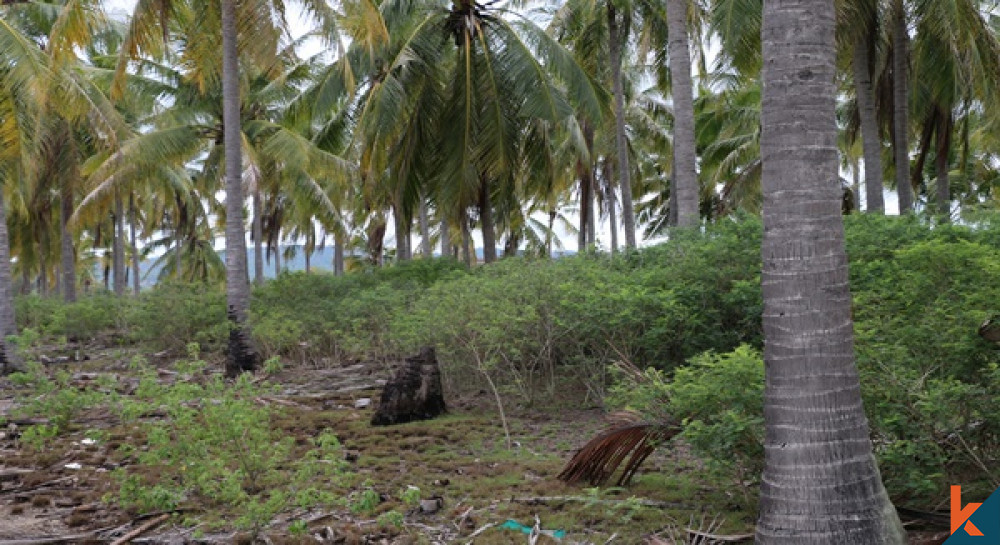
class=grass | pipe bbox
[0,344,756,544]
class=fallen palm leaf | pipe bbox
[558,411,678,486]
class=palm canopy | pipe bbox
[300,0,606,251]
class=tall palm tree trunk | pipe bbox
[419,198,432,258]
[253,189,264,285]
[334,229,345,275]
[893,0,914,213]
[601,162,619,253]
[758,0,906,542]
[666,0,698,228]
[479,181,496,263]
[577,162,592,250]
[60,182,76,303]
[853,33,885,213]
[113,189,126,296]
[607,4,636,248]
[460,211,472,267]
[221,0,256,376]
[935,109,952,220]
[393,203,409,262]
[440,218,450,258]
[129,194,140,295]
[0,189,21,373]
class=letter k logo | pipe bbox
[953,486,985,537]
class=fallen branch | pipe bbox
[686,529,754,543]
[465,522,497,542]
[511,496,693,510]
[110,513,171,545]
[0,525,117,545]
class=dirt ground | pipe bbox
[0,344,951,544]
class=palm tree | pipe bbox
[304,0,602,266]
[757,0,905,541]
[891,0,915,213]
[666,0,699,227]
[843,0,885,213]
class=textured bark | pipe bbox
[666,0,698,227]
[604,162,619,254]
[460,212,472,267]
[252,189,264,285]
[439,218,450,258]
[0,189,21,373]
[113,190,126,296]
[607,5,636,248]
[577,162,591,250]
[419,198,432,258]
[371,347,447,426]
[934,110,952,220]
[852,33,885,213]
[393,203,409,261]
[129,194,140,295]
[304,245,311,273]
[892,0,914,213]
[586,182,596,248]
[334,229,345,275]
[368,218,386,266]
[222,0,256,376]
[60,180,76,303]
[758,1,906,543]
[479,180,496,263]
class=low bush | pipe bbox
[128,282,229,352]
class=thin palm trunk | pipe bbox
[393,203,409,262]
[129,194,140,295]
[334,229,345,275]
[253,189,264,285]
[586,182,596,248]
[577,162,591,250]
[419,197,431,258]
[0,189,21,373]
[666,0,699,228]
[113,189,126,296]
[603,162,618,253]
[935,109,952,220]
[758,1,906,542]
[221,0,255,376]
[479,180,496,263]
[893,0,914,213]
[273,244,281,277]
[60,181,76,303]
[440,218,450,258]
[608,4,636,248]
[853,33,885,213]
[461,211,472,267]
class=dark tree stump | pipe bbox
[371,347,447,426]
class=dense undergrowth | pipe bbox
[10,213,1000,512]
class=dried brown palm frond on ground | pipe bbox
[558,410,678,487]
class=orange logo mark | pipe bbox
[952,485,985,536]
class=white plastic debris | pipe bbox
[64,463,82,470]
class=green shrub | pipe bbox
[47,295,127,341]
[608,346,765,490]
[129,282,229,352]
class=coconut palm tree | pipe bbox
[756,0,905,541]
[303,0,603,265]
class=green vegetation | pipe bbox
[5,215,998,537]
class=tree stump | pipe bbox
[371,347,447,426]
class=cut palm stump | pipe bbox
[371,347,447,426]
[558,413,678,487]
